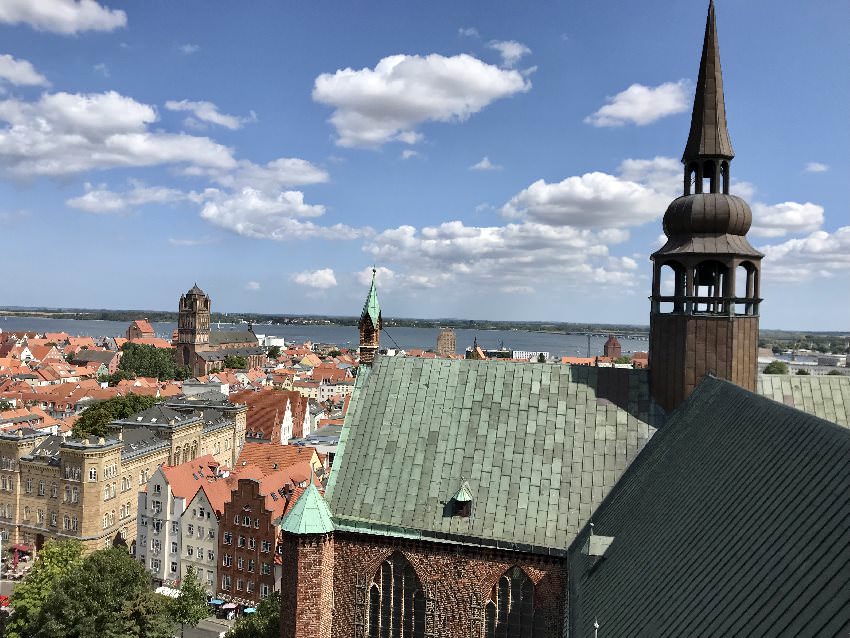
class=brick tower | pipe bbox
[603,335,621,359]
[176,283,211,368]
[649,0,762,413]
[358,268,382,366]
[279,482,335,638]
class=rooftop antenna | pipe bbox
[593,617,600,638]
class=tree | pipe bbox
[223,354,247,369]
[118,342,190,381]
[614,356,632,364]
[537,353,547,363]
[34,547,172,638]
[327,349,342,358]
[170,566,209,638]
[225,592,280,638]
[763,361,789,375]
[73,394,161,438]
[267,345,281,359]
[0,398,12,411]
[6,539,84,638]
[795,368,811,375]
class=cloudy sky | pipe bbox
[0,0,847,329]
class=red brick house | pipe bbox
[127,319,156,341]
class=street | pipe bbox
[176,616,235,638]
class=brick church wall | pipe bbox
[330,532,566,637]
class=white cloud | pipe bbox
[487,40,531,68]
[401,149,419,160]
[502,171,670,228]
[199,188,368,241]
[617,156,680,197]
[312,53,530,148]
[356,266,396,288]
[168,236,217,247]
[470,156,501,171]
[0,54,49,87]
[93,62,109,77]
[179,44,200,55]
[66,181,190,213]
[292,268,338,289]
[190,157,329,191]
[0,0,126,34]
[585,80,690,127]
[759,227,850,282]
[245,281,261,291]
[458,27,479,38]
[165,99,256,130]
[751,202,825,238]
[804,162,829,173]
[0,90,236,177]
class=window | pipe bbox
[367,552,425,638]
[260,583,270,599]
[261,540,272,553]
[261,563,271,575]
[50,512,57,527]
[64,486,71,502]
[153,484,161,494]
[238,535,245,548]
[483,567,540,638]
[248,538,256,549]
[223,554,232,567]
[247,559,255,572]
[208,550,215,561]
[243,515,251,526]
[254,518,260,529]
[233,515,239,524]
[71,516,78,531]
[152,500,162,514]
[236,579,243,591]
[151,559,161,572]
[197,546,203,558]
[187,546,194,556]
[152,539,161,552]
[170,562,178,574]
[171,542,178,553]
[38,481,45,496]
[206,570,214,585]
[37,509,44,524]
[222,575,231,590]
[247,580,255,593]
[23,506,30,520]
[104,486,110,501]
[89,468,97,481]
[25,479,32,494]
[223,532,232,545]
[198,507,206,518]
[172,521,179,534]
[237,557,244,570]
[72,487,79,503]
[198,526,204,538]
[208,529,215,540]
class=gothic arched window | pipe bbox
[484,567,539,638]
[367,552,425,638]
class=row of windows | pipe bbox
[233,514,261,528]
[0,458,17,471]
[185,524,214,539]
[220,575,270,597]
[0,475,14,491]
[186,546,216,562]
[220,554,272,574]
[221,533,272,552]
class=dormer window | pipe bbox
[451,481,473,518]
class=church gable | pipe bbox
[326,357,663,553]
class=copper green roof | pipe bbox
[280,482,334,535]
[360,269,381,327]
[325,357,664,554]
[756,373,850,428]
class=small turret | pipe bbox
[358,269,382,366]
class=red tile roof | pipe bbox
[236,442,319,477]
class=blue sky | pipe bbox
[0,0,847,329]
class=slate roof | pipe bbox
[209,330,258,347]
[197,346,265,361]
[756,373,850,427]
[325,357,663,554]
[71,349,116,364]
[567,377,850,638]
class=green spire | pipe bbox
[280,482,334,535]
[361,267,381,328]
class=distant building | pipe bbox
[127,320,156,341]
[603,335,622,359]
[436,328,456,357]
[173,284,266,376]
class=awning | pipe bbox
[209,599,224,605]
[222,603,237,609]
[243,608,257,614]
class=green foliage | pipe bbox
[33,547,172,638]
[327,349,342,358]
[72,394,161,439]
[223,354,248,369]
[267,345,281,359]
[614,356,632,364]
[225,592,280,638]
[537,353,547,363]
[0,398,12,411]
[6,539,84,638]
[170,566,209,637]
[795,368,811,375]
[763,361,789,375]
[119,342,191,381]
[103,369,137,386]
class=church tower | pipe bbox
[358,269,382,366]
[649,0,762,413]
[176,283,211,368]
